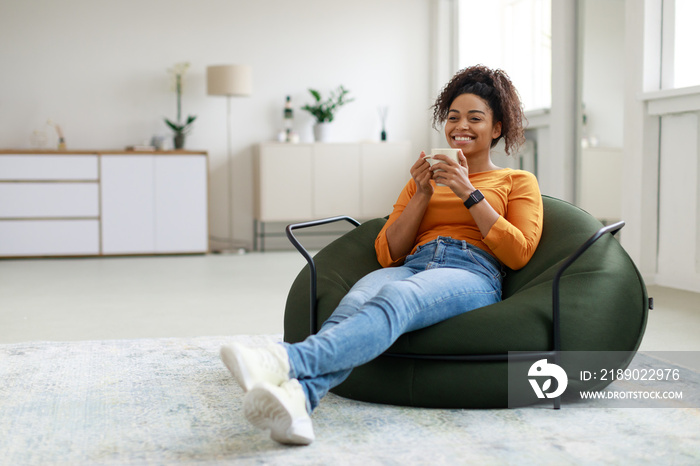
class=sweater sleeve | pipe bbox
[374,180,415,268]
[482,171,543,270]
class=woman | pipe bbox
[221,65,543,445]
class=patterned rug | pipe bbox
[1,335,699,465]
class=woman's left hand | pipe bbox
[430,150,475,199]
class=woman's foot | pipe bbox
[244,380,314,445]
[220,342,290,392]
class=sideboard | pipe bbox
[0,150,208,258]
[253,142,413,250]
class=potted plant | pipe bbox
[164,62,197,149]
[301,85,354,142]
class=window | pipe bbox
[670,0,700,88]
[458,0,551,111]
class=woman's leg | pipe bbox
[228,239,502,444]
[316,265,416,333]
[286,265,415,412]
[287,261,501,411]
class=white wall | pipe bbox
[536,0,577,203]
[581,0,625,148]
[0,0,431,249]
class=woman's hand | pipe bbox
[432,150,500,238]
[430,150,475,198]
[411,152,434,197]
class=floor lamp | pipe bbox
[206,64,252,252]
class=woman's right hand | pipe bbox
[411,152,434,197]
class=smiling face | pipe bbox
[444,93,502,159]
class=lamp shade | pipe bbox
[206,64,252,96]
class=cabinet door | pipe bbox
[154,156,208,253]
[313,144,361,218]
[360,143,412,218]
[101,155,156,254]
[256,144,313,221]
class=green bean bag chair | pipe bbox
[283,196,649,408]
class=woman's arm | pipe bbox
[481,177,543,270]
[384,190,431,262]
[383,152,434,261]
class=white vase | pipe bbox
[313,122,332,142]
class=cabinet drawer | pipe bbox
[0,155,98,180]
[0,219,99,256]
[0,183,99,218]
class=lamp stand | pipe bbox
[205,64,252,254]
[212,95,248,254]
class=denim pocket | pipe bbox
[466,249,502,281]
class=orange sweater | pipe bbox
[375,168,543,270]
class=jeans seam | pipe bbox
[416,287,500,313]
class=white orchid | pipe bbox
[165,62,196,139]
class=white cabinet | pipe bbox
[0,151,208,257]
[254,142,412,249]
[101,154,208,255]
[255,142,411,221]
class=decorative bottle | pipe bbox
[284,96,294,142]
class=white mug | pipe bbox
[425,148,460,186]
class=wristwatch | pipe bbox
[464,189,485,209]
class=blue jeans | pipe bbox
[283,236,503,412]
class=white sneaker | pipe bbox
[220,342,290,392]
[244,380,314,445]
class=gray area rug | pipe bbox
[1,335,699,465]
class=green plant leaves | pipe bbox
[301,86,354,123]
[164,115,197,134]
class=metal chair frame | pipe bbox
[286,216,625,409]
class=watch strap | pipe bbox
[464,189,485,209]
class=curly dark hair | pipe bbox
[432,65,526,155]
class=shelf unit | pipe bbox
[253,142,412,250]
[0,150,209,258]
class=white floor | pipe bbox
[1,252,699,354]
[0,252,307,343]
